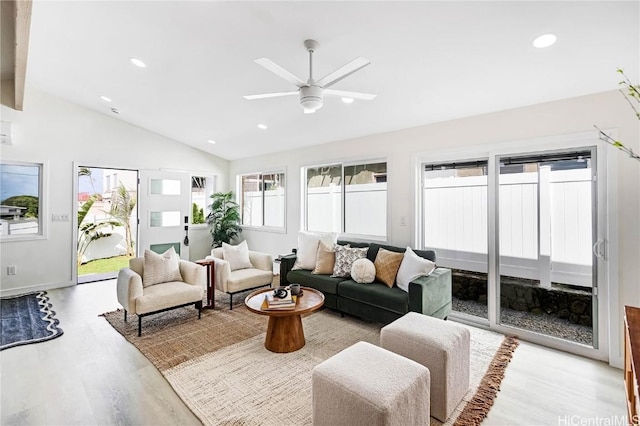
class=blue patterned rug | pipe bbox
[1,291,64,350]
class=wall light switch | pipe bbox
[7,265,17,275]
[52,214,70,222]
[400,216,407,226]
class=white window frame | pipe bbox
[0,160,48,242]
[302,159,388,241]
[237,170,286,233]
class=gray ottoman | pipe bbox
[312,341,430,426]
[380,312,470,422]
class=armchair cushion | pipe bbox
[142,247,182,287]
[222,241,253,271]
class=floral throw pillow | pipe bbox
[331,245,368,278]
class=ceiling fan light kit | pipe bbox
[244,39,376,114]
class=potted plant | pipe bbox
[206,191,242,247]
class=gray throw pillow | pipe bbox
[331,246,368,278]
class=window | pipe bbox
[304,161,387,238]
[239,172,285,229]
[1,161,44,239]
[191,176,214,225]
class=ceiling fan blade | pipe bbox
[316,57,371,89]
[324,89,377,101]
[243,91,299,100]
[254,58,305,87]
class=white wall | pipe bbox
[229,90,640,365]
[0,83,228,295]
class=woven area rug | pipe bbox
[1,291,64,351]
[103,290,518,426]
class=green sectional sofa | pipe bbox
[280,240,452,324]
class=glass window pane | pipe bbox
[150,211,181,227]
[344,162,387,237]
[241,174,262,226]
[263,172,285,227]
[0,162,42,237]
[423,162,488,319]
[150,179,181,195]
[306,165,341,233]
[191,176,208,224]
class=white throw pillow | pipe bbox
[292,231,338,270]
[351,258,376,284]
[222,240,253,271]
[142,247,182,287]
[396,247,436,292]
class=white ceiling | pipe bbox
[26,1,639,160]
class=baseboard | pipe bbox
[0,280,75,298]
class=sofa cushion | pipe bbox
[367,243,436,263]
[351,258,376,284]
[374,248,404,288]
[288,269,344,295]
[226,268,273,293]
[338,280,409,314]
[397,247,436,292]
[135,280,202,314]
[312,242,336,275]
[293,231,339,271]
[332,246,368,278]
[142,247,182,287]
[222,241,253,271]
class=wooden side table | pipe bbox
[196,259,216,309]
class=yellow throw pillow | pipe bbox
[312,242,336,275]
[374,248,404,288]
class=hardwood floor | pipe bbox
[0,280,626,425]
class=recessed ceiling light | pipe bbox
[341,97,354,104]
[100,95,112,102]
[533,34,557,48]
[257,124,268,130]
[208,139,216,144]
[130,57,147,68]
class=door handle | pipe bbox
[592,239,605,259]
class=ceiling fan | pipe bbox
[243,39,376,114]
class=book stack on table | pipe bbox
[262,289,297,310]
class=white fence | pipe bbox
[424,168,593,287]
[306,183,387,237]
[242,188,286,228]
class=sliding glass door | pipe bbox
[420,143,604,356]
[497,150,596,346]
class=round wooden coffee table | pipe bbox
[244,287,325,353]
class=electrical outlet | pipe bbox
[7,265,17,275]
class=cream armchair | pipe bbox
[206,247,274,309]
[117,256,206,336]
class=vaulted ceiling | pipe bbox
[19,1,640,160]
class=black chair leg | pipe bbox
[138,316,142,337]
[196,301,202,319]
[229,294,233,310]
[124,310,127,322]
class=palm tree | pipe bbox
[77,195,121,267]
[109,183,137,256]
[206,191,242,247]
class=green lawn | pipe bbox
[79,255,132,275]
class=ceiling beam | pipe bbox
[14,0,32,111]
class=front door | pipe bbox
[138,170,191,259]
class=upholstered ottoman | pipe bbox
[312,341,430,426]
[380,312,470,422]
